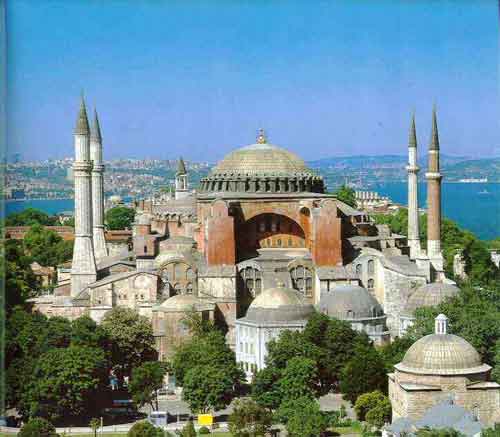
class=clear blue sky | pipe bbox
[6,0,500,161]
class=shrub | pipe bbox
[19,418,58,437]
[198,426,211,434]
[128,420,162,437]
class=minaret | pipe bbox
[90,109,108,261]
[425,107,444,275]
[175,157,189,200]
[71,96,97,296]
[406,114,421,259]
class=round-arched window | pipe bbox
[367,259,375,275]
[240,266,262,297]
[290,266,313,297]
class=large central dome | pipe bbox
[199,130,325,194]
[214,143,310,176]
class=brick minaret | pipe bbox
[90,109,108,261]
[71,97,97,296]
[425,107,444,274]
[406,114,421,259]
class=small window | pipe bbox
[367,279,374,289]
[368,259,375,275]
[356,264,362,275]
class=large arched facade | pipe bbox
[236,213,307,259]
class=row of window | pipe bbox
[239,362,257,373]
[356,260,375,275]
[239,341,255,355]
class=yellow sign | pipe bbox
[198,414,213,426]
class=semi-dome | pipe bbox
[403,282,460,316]
[158,294,214,313]
[199,130,325,194]
[396,314,490,375]
[317,285,385,320]
[244,284,315,323]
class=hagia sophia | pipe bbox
[30,98,500,428]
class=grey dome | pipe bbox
[244,286,315,323]
[403,282,459,316]
[396,334,488,375]
[158,294,214,313]
[199,134,324,194]
[317,285,384,320]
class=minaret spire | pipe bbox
[406,112,421,260]
[71,95,97,296]
[90,108,108,261]
[425,106,444,279]
[175,157,189,200]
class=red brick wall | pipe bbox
[206,200,236,265]
[311,200,343,266]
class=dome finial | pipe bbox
[435,313,448,335]
[257,128,267,144]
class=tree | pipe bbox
[18,417,58,437]
[129,361,169,410]
[277,356,319,401]
[22,346,108,421]
[101,307,157,376]
[89,418,101,437]
[354,391,388,421]
[334,184,356,208]
[105,206,135,230]
[23,224,73,267]
[340,343,387,403]
[491,340,500,384]
[251,365,282,410]
[229,398,273,437]
[277,397,327,437]
[365,400,391,428]
[379,336,414,372]
[172,329,242,387]
[482,424,500,437]
[182,364,236,413]
[6,208,58,226]
[303,313,369,392]
[179,420,197,437]
[128,420,165,437]
[71,315,106,348]
[4,239,37,312]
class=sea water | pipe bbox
[5,183,500,240]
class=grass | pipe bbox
[330,421,363,435]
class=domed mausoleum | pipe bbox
[317,285,390,345]
[235,283,315,381]
[399,282,460,335]
[389,314,500,426]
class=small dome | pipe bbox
[403,282,459,316]
[158,294,214,313]
[396,315,489,375]
[317,285,384,320]
[244,285,315,323]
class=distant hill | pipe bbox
[308,154,474,169]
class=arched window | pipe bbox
[241,266,262,297]
[186,282,193,294]
[186,268,195,281]
[290,266,313,297]
[356,264,362,275]
[368,259,375,275]
[173,283,182,295]
[367,278,374,289]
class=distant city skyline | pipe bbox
[6,0,500,161]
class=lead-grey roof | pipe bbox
[317,285,385,320]
[403,282,460,316]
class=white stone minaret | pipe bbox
[71,97,97,296]
[175,157,189,200]
[90,109,108,262]
[406,114,421,260]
